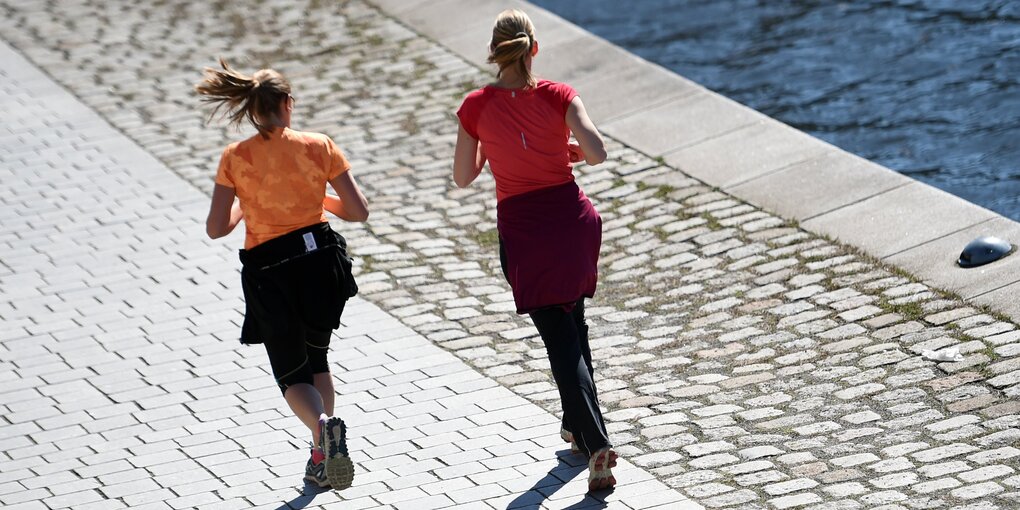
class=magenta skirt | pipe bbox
[496,181,602,314]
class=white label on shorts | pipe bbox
[303,232,317,252]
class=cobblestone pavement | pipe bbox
[0,39,695,510]
[2,0,1020,508]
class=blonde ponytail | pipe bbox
[488,10,537,88]
[195,59,291,139]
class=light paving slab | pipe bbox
[663,118,831,189]
[569,55,701,126]
[0,38,697,510]
[397,0,508,66]
[973,282,1020,325]
[604,91,765,157]
[729,146,913,221]
[802,181,999,259]
[532,33,660,88]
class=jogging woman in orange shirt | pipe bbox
[197,60,368,490]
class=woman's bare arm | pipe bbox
[565,96,607,165]
[453,124,486,188]
[206,184,243,239]
[325,171,369,222]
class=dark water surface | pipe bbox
[531,0,1020,220]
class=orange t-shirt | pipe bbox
[214,127,351,249]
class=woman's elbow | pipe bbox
[350,202,370,222]
[453,170,474,188]
[206,225,225,239]
[586,149,608,166]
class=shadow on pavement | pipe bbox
[505,449,611,510]
[274,482,331,510]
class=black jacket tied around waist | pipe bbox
[238,222,357,344]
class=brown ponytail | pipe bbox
[488,9,537,88]
[195,58,291,139]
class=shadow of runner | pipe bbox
[505,450,611,510]
[273,482,330,510]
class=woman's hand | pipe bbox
[567,142,585,163]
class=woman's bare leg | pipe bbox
[283,383,328,444]
[313,372,335,416]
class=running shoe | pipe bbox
[319,416,354,490]
[587,447,618,492]
[303,448,329,488]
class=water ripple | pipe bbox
[532,0,1020,219]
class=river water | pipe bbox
[531,0,1020,220]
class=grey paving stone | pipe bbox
[605,91,764,157]
[672,119,831,190]
[803,182,997,259]
[973,281,1020,327]
[572,61,701,126]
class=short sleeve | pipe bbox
[325,136,351,180]
[456,92,482,139]
[214,146,235,188]
[551,82,578,116]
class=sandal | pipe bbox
[560,427,580,454]
[587,447,618,492]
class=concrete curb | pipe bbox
[369,0,1020,323]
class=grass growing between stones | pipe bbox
[699,212,723,229]
[472,229,499,247]
[400,112,420,135]
[454,78,483,100]
[981,343,1001,362]
[653,184,675,200]
[880,299,925,322]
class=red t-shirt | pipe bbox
[457,80,579,202]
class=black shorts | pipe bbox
[264,325,332,391]
[238,223,357,393]
[247,268,334,392]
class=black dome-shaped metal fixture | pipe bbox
[958,236,1013,268]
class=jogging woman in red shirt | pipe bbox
[197,60,368,490]
[453,10,617,492]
